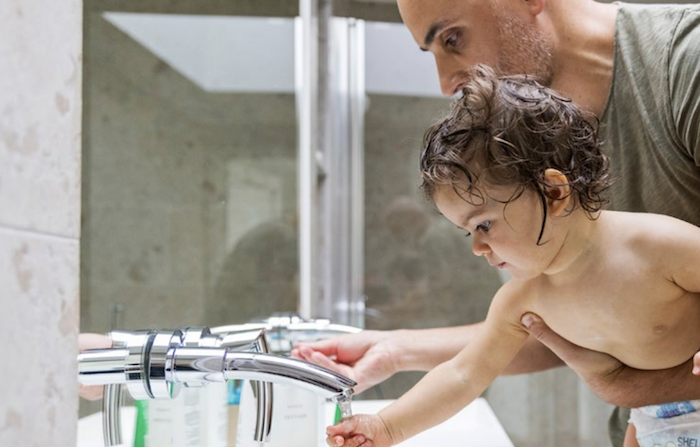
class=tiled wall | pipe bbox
[0,1,82,447]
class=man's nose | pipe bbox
[436,55,467,96]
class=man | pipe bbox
[292,1,700,445]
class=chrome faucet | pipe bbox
[211,312,362,354]
[78,327,356,446]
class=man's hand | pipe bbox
[291,330,399,394]
[521,312,625,378]
[78,333,113,401]
[522,312,700,407]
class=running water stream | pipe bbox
[338,398,353,418]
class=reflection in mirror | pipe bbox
[80,4,300,425]
[81,10,298,337]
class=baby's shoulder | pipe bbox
[605,211,700,274]
[491,278,537,312]
[606,211,699,246]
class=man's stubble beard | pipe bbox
[494,10,555,86]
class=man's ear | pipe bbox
[520,0,546,16]
[543,168,571,216]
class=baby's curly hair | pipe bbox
[420,65,613,243]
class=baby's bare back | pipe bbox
[529,212,700,370]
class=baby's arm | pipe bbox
[327,281,531,447]
[659,218,700,294]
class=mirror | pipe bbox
[80,1,301,426]
[81,6,300,337]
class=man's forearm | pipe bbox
[391,323,564,374]
[502,335,566,374]
[520,313,700,407]
[590,359,700,408]
[390,325,482,372]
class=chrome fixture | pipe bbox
[78,326,355,446]
[211,312,362,354]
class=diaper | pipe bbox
[630,400,700,447]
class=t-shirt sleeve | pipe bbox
[669,9,700,166]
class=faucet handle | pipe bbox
[180,326,213,347]
[79,329,158,447]
[148,330,184,398]
[78,330,157,399]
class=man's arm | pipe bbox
[523,313,700,407]
[293,322,566,394]
[298,309,700,407]
[389,323,565,375]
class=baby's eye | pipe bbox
[476,221,491,233]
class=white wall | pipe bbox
[0,1,82,446]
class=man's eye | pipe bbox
[445,31,461,48]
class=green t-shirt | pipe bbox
[602,3,700,226]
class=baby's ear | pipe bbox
[542,168,572,216]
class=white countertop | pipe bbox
[77,407,136,447]
[328,398,514,447]
[78,398,513,447]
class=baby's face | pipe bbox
[433,183,563,280]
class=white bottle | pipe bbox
[144,399,174,447]
[170,387,202,447]
[236,381,321,447]
[200,382,228,447]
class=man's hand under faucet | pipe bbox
[292,329,400,394]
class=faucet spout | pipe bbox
[169,347,355,401]
[225,351,355,400]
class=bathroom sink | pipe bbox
[78,398,513,447]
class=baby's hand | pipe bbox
[693,351,700,376]
[326,414,393,447]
